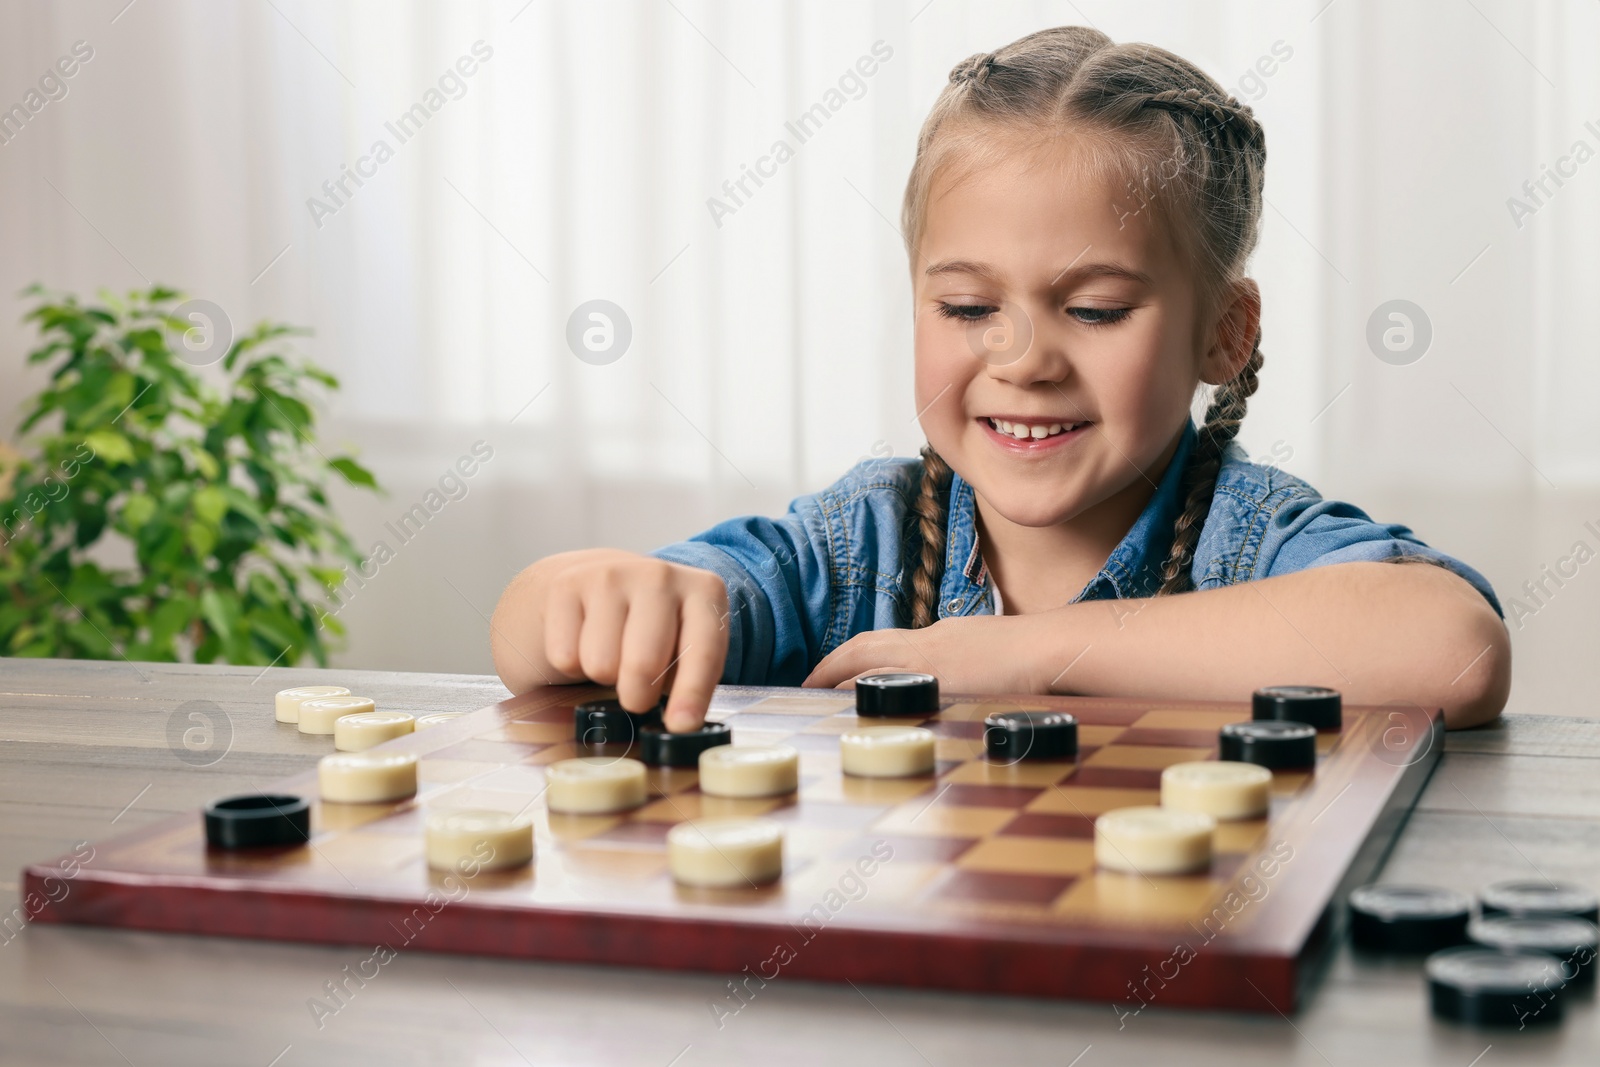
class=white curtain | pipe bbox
[1,0,1594,685]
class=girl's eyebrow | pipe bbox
[924,259,1153,287]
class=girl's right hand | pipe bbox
[490,549,730,732]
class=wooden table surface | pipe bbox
[2,658,1597,1067]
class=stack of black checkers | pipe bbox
[855,672,940,718]
[1349,878,1600,1027]
[1251,685,1342,731]
[1481,881,1600,923]
[573,697,731,768]
[983,711,1077,762]
[574,697,662,747]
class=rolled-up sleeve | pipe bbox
[1258,495,1504,619]
[649,502,833,686]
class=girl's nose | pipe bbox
[976,302,1069,386]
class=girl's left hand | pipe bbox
[802,615,1043,695]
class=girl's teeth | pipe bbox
[987,417,1081,440]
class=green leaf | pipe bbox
[82,430,135,466]
[329,457,377,489]
[186,522,218,558]
[146,595,193,645]
[193,486,228,525]
[198,587,237,642]
[191,448,221,481]
[122,492,157,530]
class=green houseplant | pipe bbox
[0,285,380,666]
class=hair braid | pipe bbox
[907,446,953,628]
[1139,87,1264,159]
[1156,335,1265,595]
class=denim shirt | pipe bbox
[651,418,1505,686]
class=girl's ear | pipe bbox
[1199,279,1261,386]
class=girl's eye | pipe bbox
[936,302,997,322]
[1069,307,1132,327]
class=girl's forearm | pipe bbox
[1018,561,1510,729]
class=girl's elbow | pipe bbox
[1440,607,1511,730]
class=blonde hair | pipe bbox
[902,26,1267,628]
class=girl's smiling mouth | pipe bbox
[979,415,1093,450]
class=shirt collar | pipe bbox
[935,418,1198,618]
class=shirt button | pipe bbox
[947,598,962,612]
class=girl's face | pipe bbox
[914,133,1222,531]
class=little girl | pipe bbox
[492,26,1509,732]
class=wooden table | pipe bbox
[2,658,1596,1067]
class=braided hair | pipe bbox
[901,27,1269,626]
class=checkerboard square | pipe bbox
[315,801,399,834]
[1028,785,1160,815]
[1069,766,1164,789]
[549,847,668,882]
[591,821,674,846]
[763,801,885,829]
[1053,871,1217,923]
[1132,708,1243,731]
[312,832,423,869]
[526,741,582,765]
[1083,745,1213,770]
[999,812,1097,839]
[432,739,546,763]
[418,758,500,784]
[727,713,829,733]
[786,732,848,751]
[804,775,934,806]
[544,811,624,843]
[925,869,1077,906]
[873,804,1017,838]
[486,722,572,744]
[1270,772,1311,796]
[468,764,549,794]
[1115,728,1219,749]
[634,794,785,823]
[742,696,852,715]
[939,784,1045,808]
[645,767,700,796]
[513,704,575,724]
[1078,725,1128,747]
[957,837,1097,876]
[943,760,1076,787]
[935,739,985,761]
[842,835,975,863]
[927,720,987,739]
[1064,705,1150,725]
[1214,819,1268,853]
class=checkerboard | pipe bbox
[22,685,1441,1012]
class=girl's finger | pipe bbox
[576,589,628,686]
[542,583,585,679]
[803,635,876,689]
[661,596,730,732]
[614,594,677,713]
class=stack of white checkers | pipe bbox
[275,685,421,749]
[1094,761,1273,876]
